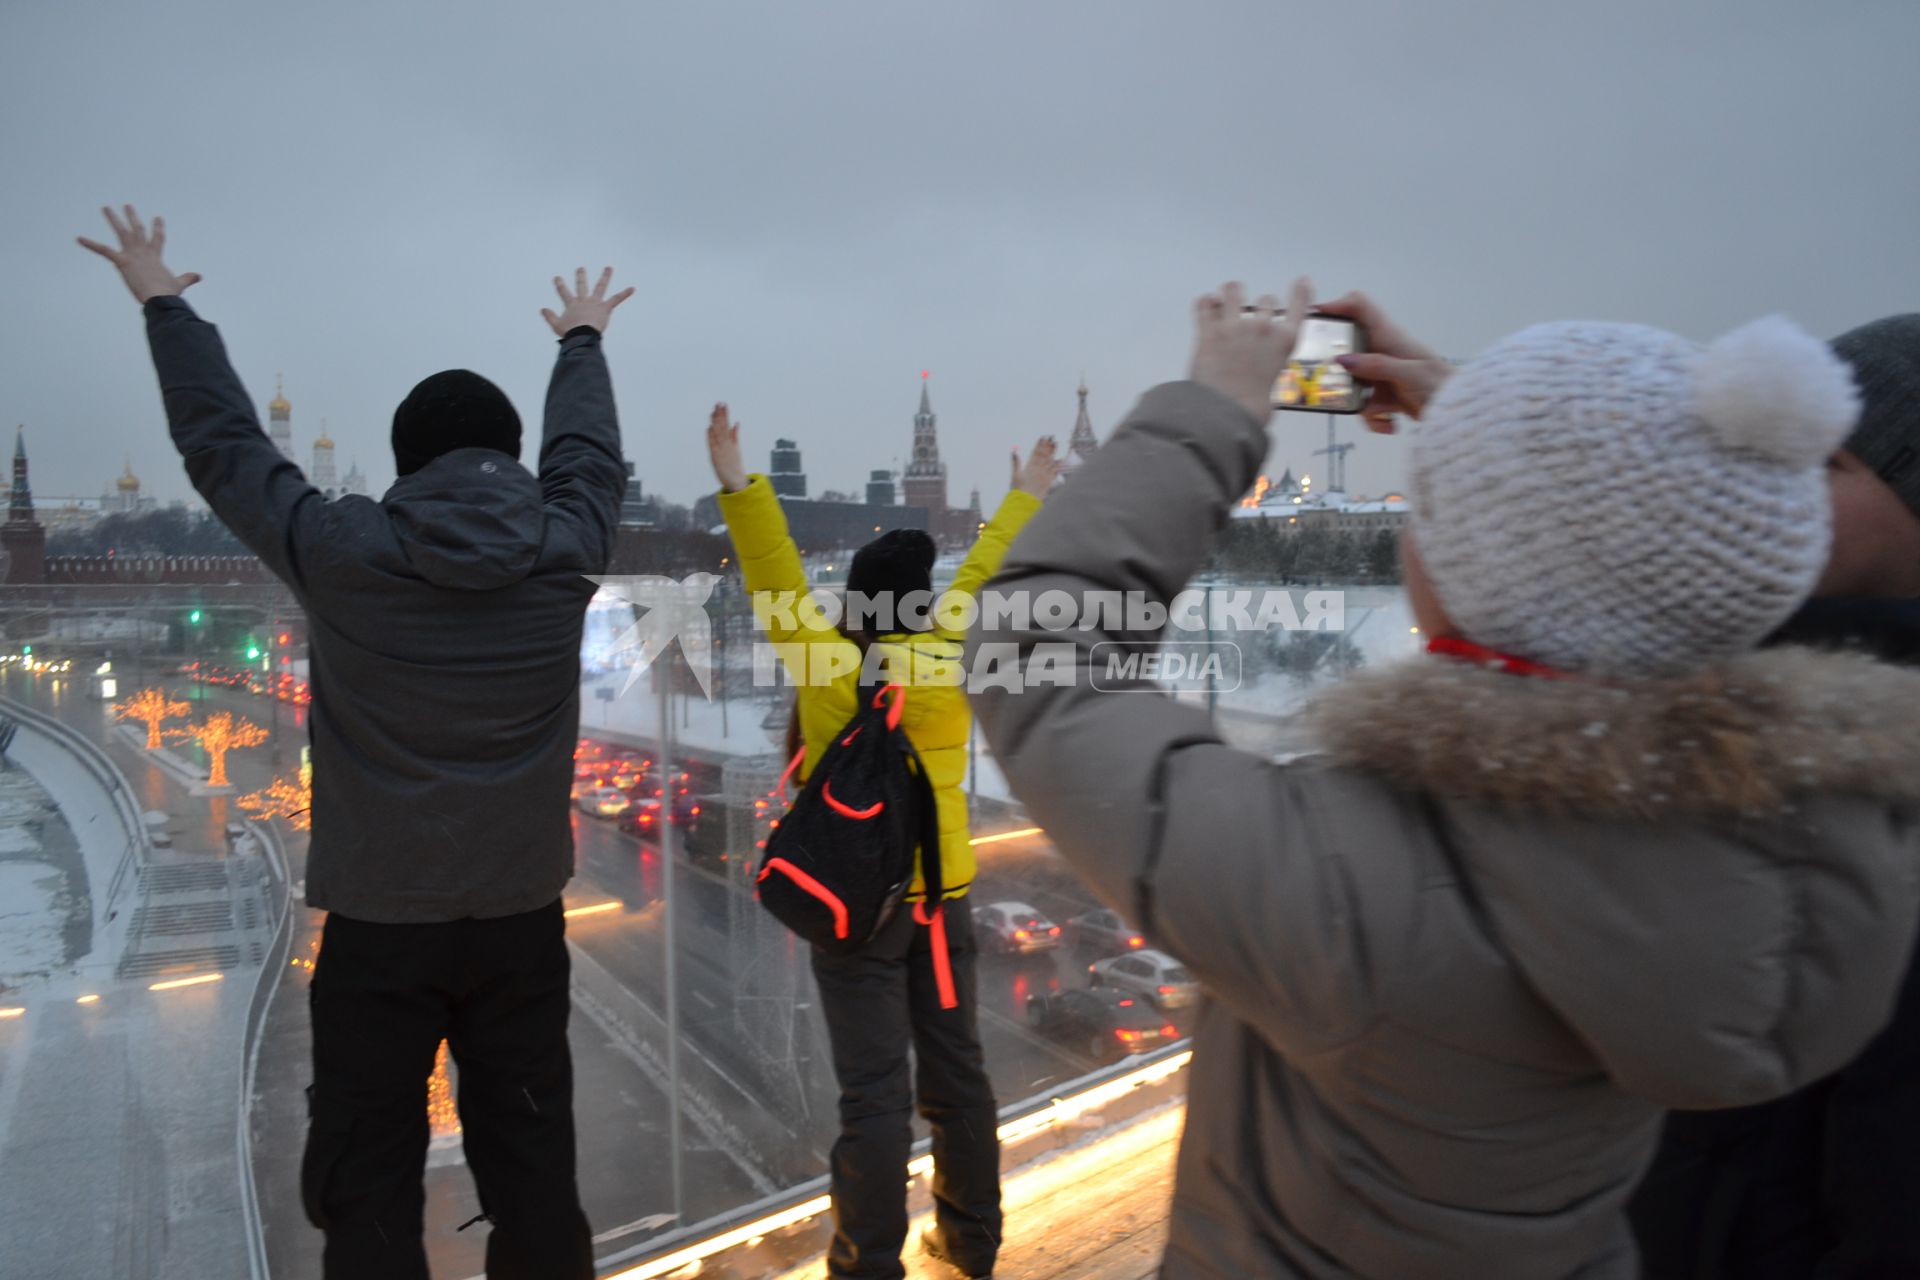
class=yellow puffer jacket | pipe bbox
[715,475,1041,899]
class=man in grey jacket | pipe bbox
[969,283,1920,1277]
[81,207,631,1279]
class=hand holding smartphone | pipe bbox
[1262,312,1372,414]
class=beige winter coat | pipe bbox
[968,381,1920,1279]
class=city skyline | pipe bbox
[6,2,1917,513]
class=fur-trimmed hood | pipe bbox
[1308,646,1920,821]
[1303,643,1920,1111]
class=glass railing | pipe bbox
[0,577,1408,1277]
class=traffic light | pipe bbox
[277,632,291,646]
[20,644,30,657]
[188,609,203,625]
[245,645,261,661]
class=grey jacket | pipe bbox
[968,381,1920,1278]
[146,297,625,922]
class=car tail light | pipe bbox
[1014,930,1030,941]
[1162,1025,1178,1037]
[1118,998,1134,1007]
[690,806,701,817]
[1048,926,1060,935]
[1115,1029,1141,1042]
[1158,985,1176,995]
[1128,935,1145,947]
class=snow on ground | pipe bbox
[0,861,66,978]
[2,716,143,972]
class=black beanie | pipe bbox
[1832,314,1920,520]
[391,370,522,478]
[846,528,938,631]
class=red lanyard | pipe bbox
[1426,635,1575,681]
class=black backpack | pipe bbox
[757,683,945,962]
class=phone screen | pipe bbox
[1273,316,1369,413]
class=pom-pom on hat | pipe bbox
[1410,317,1859,677]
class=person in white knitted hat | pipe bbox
[968,283,1920,1278]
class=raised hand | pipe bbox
[1188,278,1313,425]
[1011,436,1065,498]
[542,266,636,336]
[77,205,203,305]
[707,403,748,494]
[1316,291,1451,433]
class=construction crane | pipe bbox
[1312,415,1355,493]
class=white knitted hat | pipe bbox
[1411,317,1861,676]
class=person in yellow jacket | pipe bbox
[707,403,1058,1280]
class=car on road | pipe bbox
[1088,949,1199,1010]
[975,901,1062,955]
[1064,908,1147,957]
[618,791,703,840]
[1026,987,1181,1063]
[576,786,631,818]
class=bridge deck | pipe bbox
[774,1102,1181,1280]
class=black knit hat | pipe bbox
[391,370,522,478]
[846,528,937,632]
[1833,314,1920,519]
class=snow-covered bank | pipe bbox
[0,698,147,977]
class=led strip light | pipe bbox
[602,1049,1192,1280]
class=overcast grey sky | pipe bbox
[3,0,1916,511]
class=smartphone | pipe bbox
[1270,313,1370,414]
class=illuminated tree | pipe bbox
[114,687,191,750]
[185,711,269,788]
[238,757,312,831]
[427,1040,462,1138]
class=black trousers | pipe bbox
[811,895,1003,1279]
[302,899,593,1280]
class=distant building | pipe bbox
[341,460,369,498]
[618,462,656,527]
[1230,483,1410,536]
[2,428,47,584]
[899,377,977,546]
[693,464,931,553]
[769,439,807,498]
[268,375,294,462]
[41,554,279,586]
[38,497,107,538]
[903,377,947,516]
[311,423,338,493]
[781,495,931,553]
[101,460,148,514]
[1060,380,1101,478]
